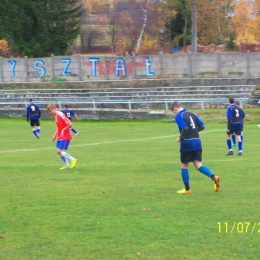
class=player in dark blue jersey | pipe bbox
[231,100,244,147]
[171,101,220,194]
[226,98,244,156]
[62,105,79,136]
[26,98,41,139]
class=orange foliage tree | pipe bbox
[0,39,10,57]
[232,0,258,45]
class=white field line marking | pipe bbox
[0,129,223,154]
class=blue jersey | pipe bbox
[226,104,244,131]
[26,102,41,120]
[62,109,75,121]
[174,109,205,152]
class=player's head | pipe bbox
[171,101,183,114]
[64,105,69,108]
[47,103,57,115]
[229,97,235,104]
[29,98,33,102]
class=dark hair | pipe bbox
[29,98,33,102]
[64,105,69,108]
[229,97,235,104]
[170,101,182,111]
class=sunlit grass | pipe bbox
[0,117,260,259]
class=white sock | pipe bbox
[58,154,70,166]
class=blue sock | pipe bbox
[232,135,236,144]
[241,135,243,143]
[37,129,40,134]
[181,168,190,190]
[227,139,232,150]
[33,129,37,136]
[238,141,242,151]
[71,128,77,134]
[199,165,212,177]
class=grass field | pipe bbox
[1,114,260,260]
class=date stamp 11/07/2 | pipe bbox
[218,222,260,234]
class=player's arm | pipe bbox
[74,113,79,120]
[195,115,205,132]
[62,117,72,132]
[26,107,29,122]
[179,126,188,140]
[52,130,58,142]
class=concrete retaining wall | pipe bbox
[1,52,260,83]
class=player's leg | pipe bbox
[58,140,77,168]
[56,141,71,169]
[70,127,79,136]
[193,150,220,192]
[31,120,39,138]
[177,152,191,194]
[226,131,233,155]
[232,133,236,146]
[36,119,41,137]
[235,130,243,156]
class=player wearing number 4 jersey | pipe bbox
[226,97,245,156]
[171,101,220,194]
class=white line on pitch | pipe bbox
[0,129,224,154]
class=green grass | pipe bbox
[1,117,260,259]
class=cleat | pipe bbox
[60,166,70,170]
[226,151,233,156]
[232,143,236,147]
[75,133,79,136]
[238,152,242,156]
[70,159,77,169]
[213,176,220,192]
[177,188,192,194]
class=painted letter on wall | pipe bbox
[8,60,17,78]
[88,58,100,76]
[61,58,72,75]
[115,58,126,77]
[145,57,155,76]
[34,60,46,78]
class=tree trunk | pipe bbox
[135,0,151,54]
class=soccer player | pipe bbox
[26,98,41,139]
[62,105,79,136]
[231,100,244,147]
[171,101,220,194]
[226,98,244,156]
[47,103,77,170]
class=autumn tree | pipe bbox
[0,39,10,57]
[232,0,258,45]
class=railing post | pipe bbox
[247,50,250,78]
[104,56,108,80]
[132,54,136,79]
[160,51,164,78]
[218,51,222,78]
[128,101,131,110]
[0,56,3,82]
[58,101,61,109]
[24,56,29,82]
[78,54,82,81]
[92,100,96,111]
[51,54,55,79]
[201,101,204,110]
[188,52,192,78]
[165,101,168,110]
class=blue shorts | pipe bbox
[56,140,70,150]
